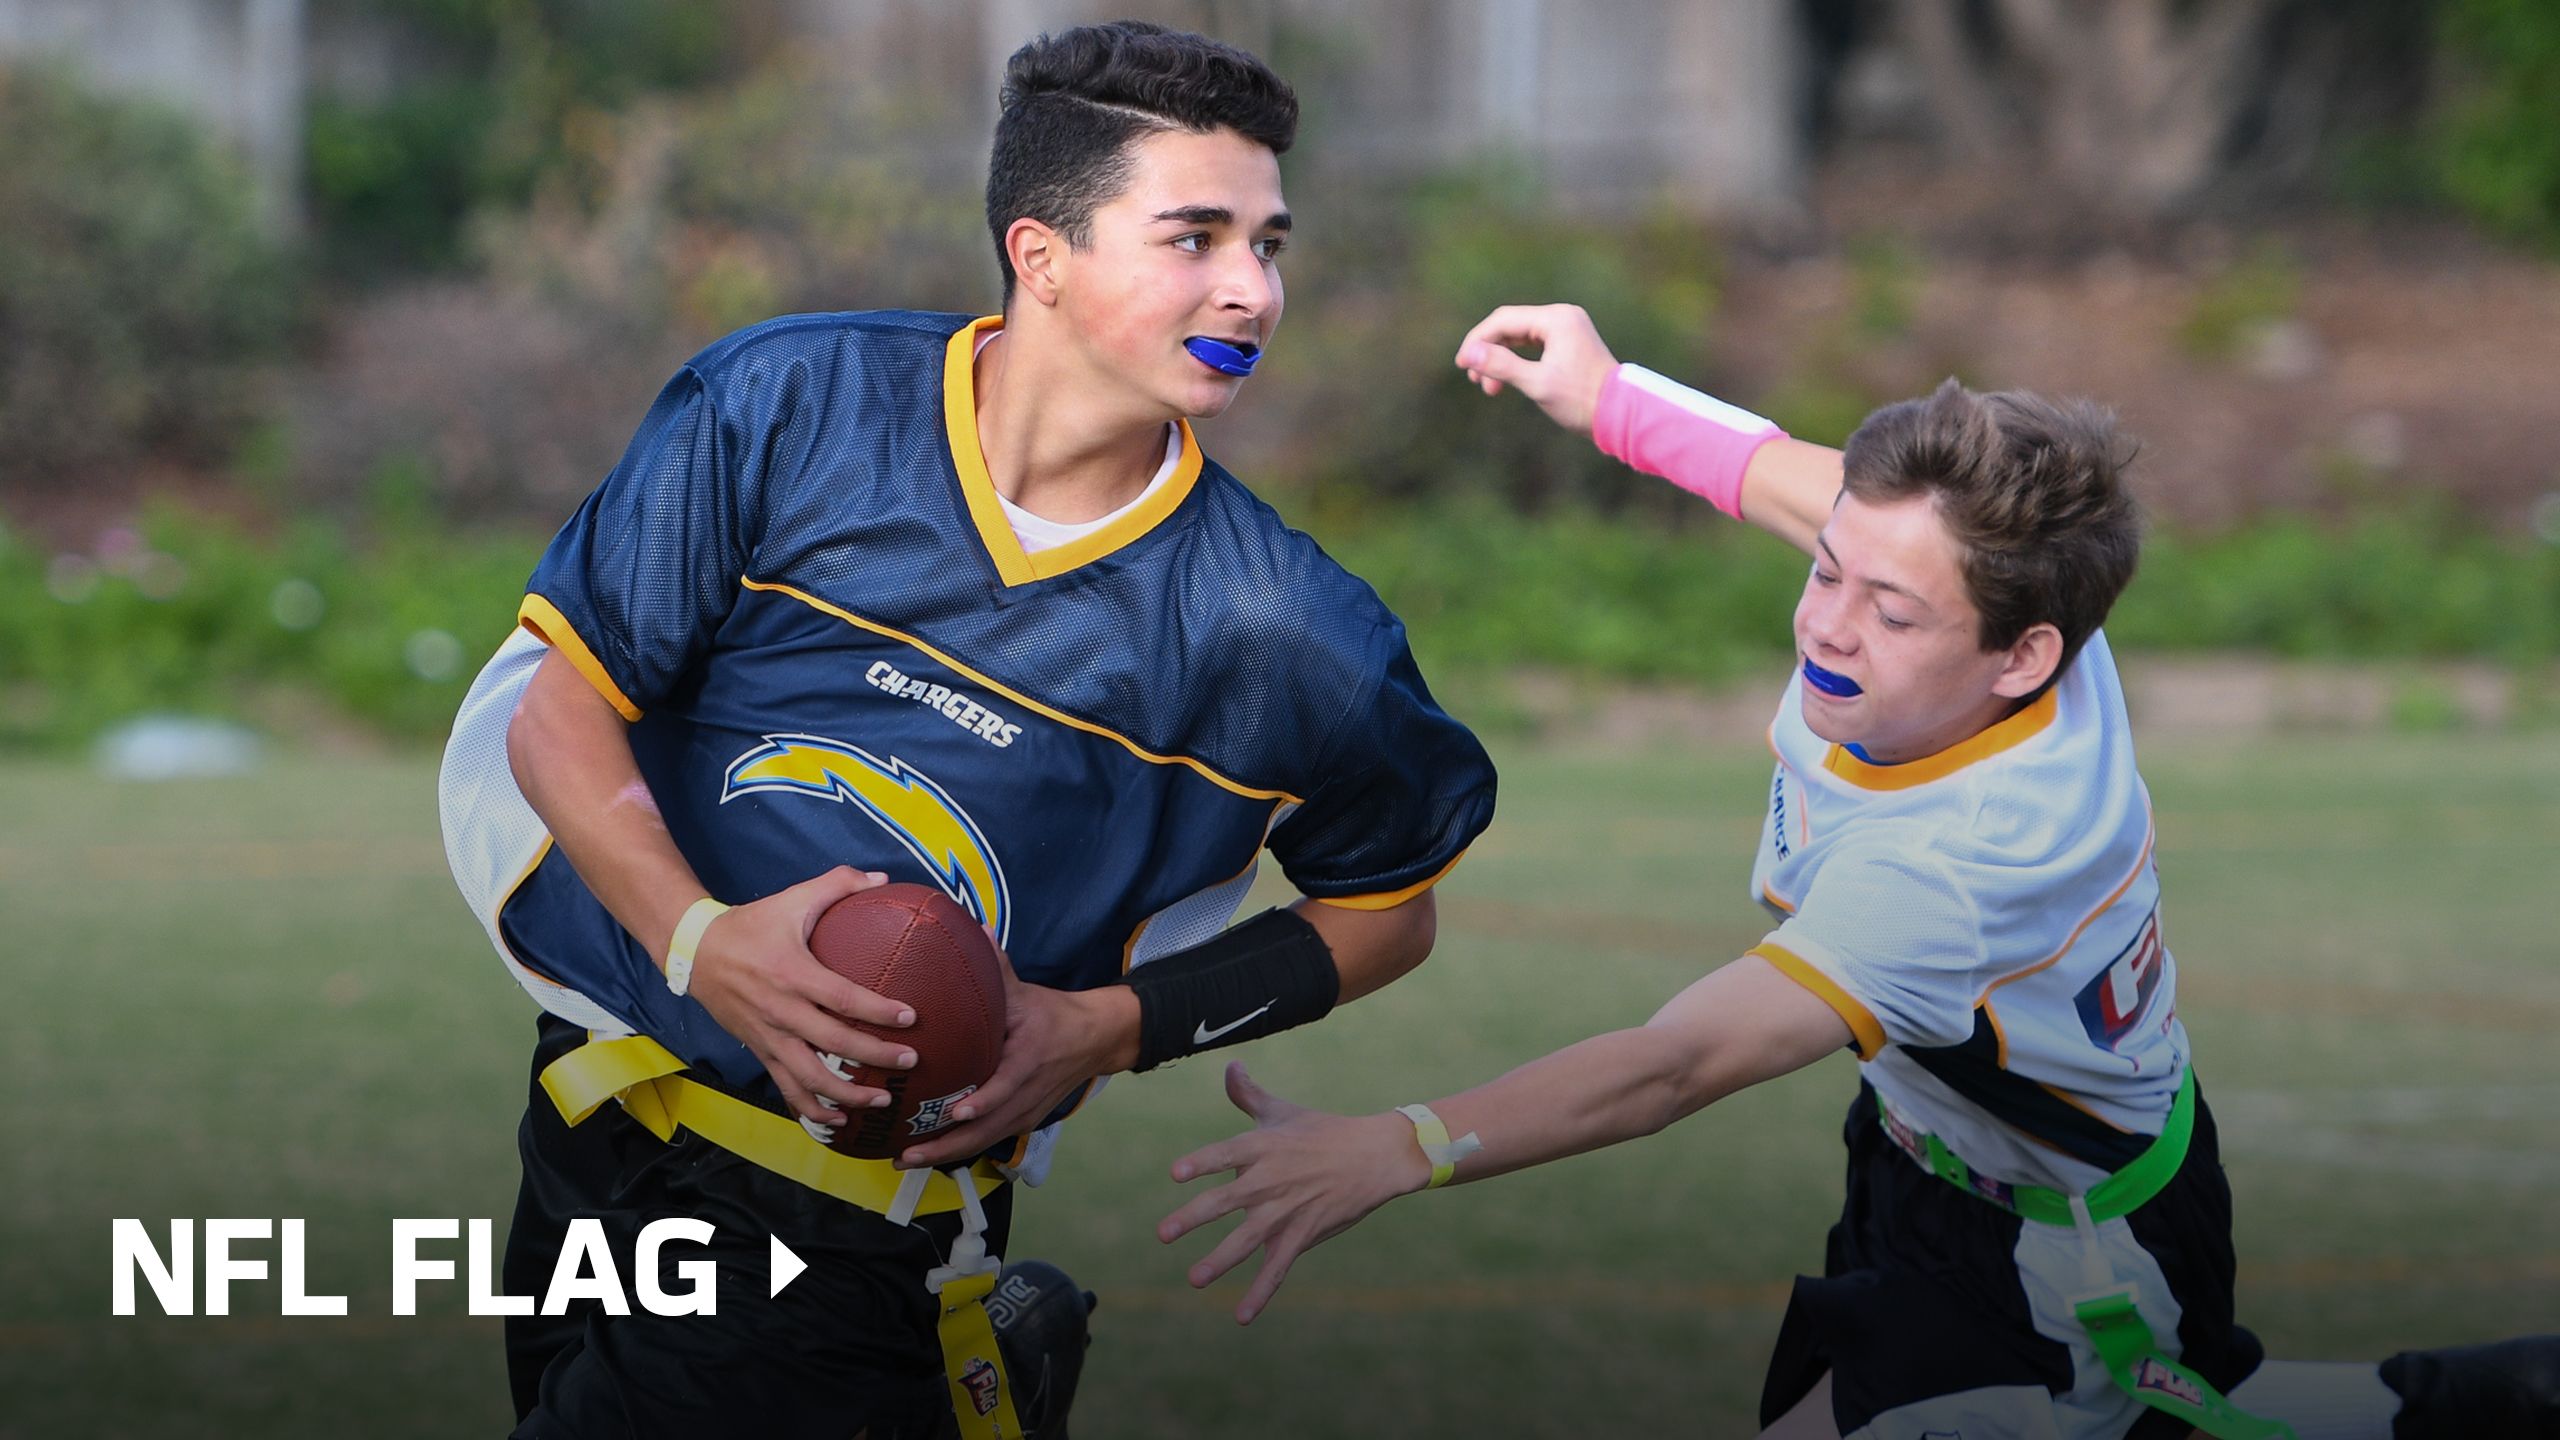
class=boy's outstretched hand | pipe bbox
[1157,1062,1431,1325]
[1455,303,1620,435]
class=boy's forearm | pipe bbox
[1293,891,1436,1003]
[1411,955,1857,1188]
[1593,363,1843,558]
[1737,436,1847,558]
[1089,894,1436,1086]
[506,648,705,967]
[1420,1026,1705,1185]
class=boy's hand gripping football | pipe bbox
[1157,1061,1431,1324]
[686,866,920,1126]
[893,945,1138,1169]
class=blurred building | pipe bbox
[0,0,1805,233]
[0,0,304,231]
[793,0,1805,216]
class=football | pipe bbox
[805,883,1008,1159]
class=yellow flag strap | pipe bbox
[536,1033,1003,1220]
[935,1267,1026,1436]
[539,1033,1023,1435]
[926,1170,1030,1440]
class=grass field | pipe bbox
[2,732,2555,1437]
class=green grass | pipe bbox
[2,735,2555,1435]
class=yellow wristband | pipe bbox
[1395,1103,1481,1190]
[665,897,729,997]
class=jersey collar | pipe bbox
[1820,686,2060,791]
[942,315,1205,587]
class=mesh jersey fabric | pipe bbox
[1749,633,2187,1193]
[440,309,1496,1170]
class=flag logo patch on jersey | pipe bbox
[721,734,1011,944]
[2074,908,2169,1050]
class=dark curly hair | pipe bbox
[986,20,1298,303]
[1841,379,2144,692]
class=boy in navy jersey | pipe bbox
[441,23,1493,1437]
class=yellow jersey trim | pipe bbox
[1311,849,1468,911]
[518,594,643,723]
[941,316,1206,586]
[741,577,1303,805]
[1751,941,1886,1059]
[1820,688,2060,792]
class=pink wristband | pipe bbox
[1592,364,1785,520]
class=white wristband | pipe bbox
[1395,1103,1482,1190]
[665,897,729,997]
[1617,364,1780,436]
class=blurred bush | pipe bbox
[2177,242,2303,362]
[0,66,298,491]
[1316,496,2560,693]
[0,507,538,750]
[10,492,2549,753]
[648,59,986,322]
[304,0,777,272]
[292,56,983,519]
[307,81,503,271]
[1314,495,1810,687]
[1266,166,1721,515]
[294,81,1754,525]
[2112,501,2560,664]
[1752,233,1947,450]
[2434,0,2560,249]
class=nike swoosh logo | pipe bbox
[1194,1001,1275,1047]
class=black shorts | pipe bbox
[504,1012,1012,1439]
[1760,1083,2264,1440]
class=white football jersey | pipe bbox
[1749,632,2188,1193]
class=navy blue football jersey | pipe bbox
[441,310,1495,1165]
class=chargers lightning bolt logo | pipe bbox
[720,734,1010,945]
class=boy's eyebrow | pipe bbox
[1816,535,1935,610]
[1151,205,1293,231]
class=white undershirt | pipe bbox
[977,330,1181,554]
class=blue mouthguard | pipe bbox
[1184,336,1262,376]
[1801,659,1864,698]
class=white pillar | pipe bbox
[239,0,304,236]
[1479,0,1544,151]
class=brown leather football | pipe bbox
[806,883,1008,1159]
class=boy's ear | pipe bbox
[1007,218,1063,308]
[1992,622,2065,699]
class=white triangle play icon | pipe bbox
[769,1235,808,1297]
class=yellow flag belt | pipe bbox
[539,1033,1027,1438]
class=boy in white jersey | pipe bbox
[1155,305,2560,1440]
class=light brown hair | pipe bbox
[1841,379,2142,687]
